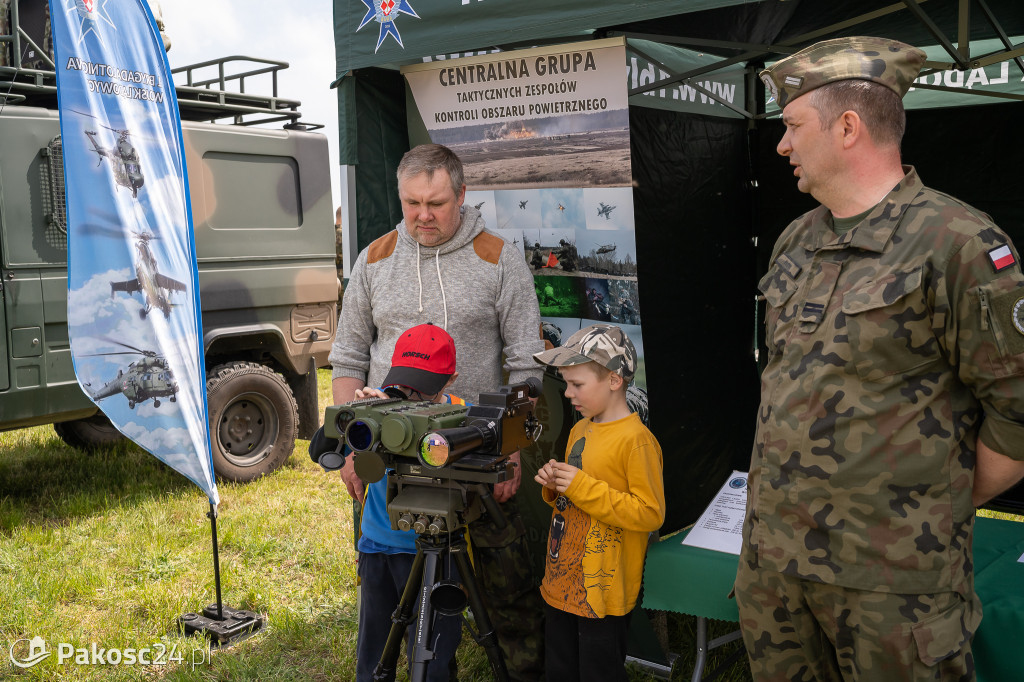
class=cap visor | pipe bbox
[381,366,450,396]
[532,347,594,368]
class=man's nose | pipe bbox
[777,132,791,157]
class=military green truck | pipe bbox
[0,33,337,480]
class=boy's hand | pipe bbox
[534,459,557,489]
[535,459,578,493]
[339,456,365,504]
[354,387,388,399]
[546,461,579,493]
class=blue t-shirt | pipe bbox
[357,394,464,554]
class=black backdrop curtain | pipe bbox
[630,105,758,532]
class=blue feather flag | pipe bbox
[48,0,218,505]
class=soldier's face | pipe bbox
[399,170,466,247]
[777,95,843,200]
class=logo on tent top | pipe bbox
[67,0,116,46]
[357,0,420,53]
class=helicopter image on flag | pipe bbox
[83,340,179,409]
[110,230,187,319]
[83,125,145,199]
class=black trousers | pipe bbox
[543,601,632,682]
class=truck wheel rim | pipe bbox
[217,391,279,467]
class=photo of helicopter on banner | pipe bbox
[402,37,647,392]
[49,0,216,503]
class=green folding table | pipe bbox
[642,516,1024,681]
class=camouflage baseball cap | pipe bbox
[760,36,926,109]
[533,324,637,382]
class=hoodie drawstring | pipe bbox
[416,242,424,314]
[435,249,448,330]
[415,242,449,330]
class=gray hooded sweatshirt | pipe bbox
[329,206,543,403]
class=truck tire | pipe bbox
[54,413,126,450]
[207,361,298,482]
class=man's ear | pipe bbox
[839,110,862,149]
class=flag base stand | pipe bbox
[177,503,263,648]
[179,604,264,647]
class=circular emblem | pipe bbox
[1013,297,1024,336]
[555,495,569,512]
[729,477,747,490]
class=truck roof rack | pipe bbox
[1,18,317,128]
[171,56,318,128]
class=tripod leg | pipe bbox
[408,548,441,682]
[373,550,425,682]
[452,546,509,682]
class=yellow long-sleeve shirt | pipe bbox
[540,412,665,618]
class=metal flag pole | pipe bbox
[177,503,263,647]
[209,503,224,620]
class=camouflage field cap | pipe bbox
[760,36,926,108]
[533,324,637,382]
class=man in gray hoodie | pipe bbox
[330,143,546,679]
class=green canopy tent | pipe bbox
[332,0,1024,534]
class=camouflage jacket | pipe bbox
[744,167,1024,596]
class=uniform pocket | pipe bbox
[841,268,940,381]
[758,265,798,356]
[976,284,1024,377]
[911,596,968,666]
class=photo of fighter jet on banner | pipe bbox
[110,230,187,320]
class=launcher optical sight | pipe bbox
[315,379,542,533]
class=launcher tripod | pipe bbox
[373,531,508,682]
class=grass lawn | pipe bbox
[0,369,1018,680]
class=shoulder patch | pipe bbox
[473,232,503,265]
[988,244,1016,273]
[367,231,399,264]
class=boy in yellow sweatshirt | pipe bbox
[532,324,665,682]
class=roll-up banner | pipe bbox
[402,38,647,394]
[49,0,218,506]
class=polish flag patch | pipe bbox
[989,245,1016,272]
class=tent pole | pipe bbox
[976,0,1024,76]
[208,503,224,620]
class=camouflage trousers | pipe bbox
[469,497,545,682]
[734,561,980,682]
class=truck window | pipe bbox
[201,152,302,230]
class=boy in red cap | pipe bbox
[351,323,464,682]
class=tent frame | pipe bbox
[614,0,1024,113]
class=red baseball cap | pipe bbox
[381,323,456,396]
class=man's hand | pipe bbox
[493,450,523,503]
[974,439,1024,507]
[340,455,365,504]
[354,386,388,400]
[534,459,579,494]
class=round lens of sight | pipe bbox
[334,409,354,437]
[420,433,451,467]
[347,421,374,451]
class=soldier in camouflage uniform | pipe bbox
[737,36,1024,681]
